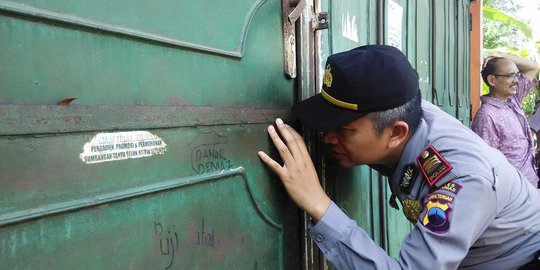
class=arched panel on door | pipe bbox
[0,0,301,269]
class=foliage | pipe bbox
[482,0,527,50]
[483,7,532,39]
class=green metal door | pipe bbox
[431,0,472,124]
[0,0,301,269]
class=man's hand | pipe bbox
[257,118,331,221]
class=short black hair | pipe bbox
[367,91,423,136]
[481,57,506,85]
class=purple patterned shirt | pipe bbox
[471,74,539,187]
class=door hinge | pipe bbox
[281,0,329,78]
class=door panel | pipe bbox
[1,167,283,269]
[0,0,300,269]
[432,0,471,121]
[0,0,292,107]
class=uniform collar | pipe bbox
[390,118,429,185]
[376,118,429,201]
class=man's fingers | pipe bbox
[267,125,294,164]
[257,151,283,175]
[286,124,312,160]
[275,118,303,159]
[279,120,313,164]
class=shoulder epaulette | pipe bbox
[416,145,453,187]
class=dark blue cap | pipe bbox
[292,45,419,131]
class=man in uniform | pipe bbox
[257,45,540,269]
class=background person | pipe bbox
[528,104,540,180]
[257,45,540,269]
[471,56,540,188]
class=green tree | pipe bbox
[483,1,528,50]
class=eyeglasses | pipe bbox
[491,72,521,79]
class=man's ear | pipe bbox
[487,74,496,87]
[387,121,409,149]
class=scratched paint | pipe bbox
[79,131,167,164]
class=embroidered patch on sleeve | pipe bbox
[421,194,453,233]
[416,145,453,187]
[427,193,454,203]
[438,182,463,195]
[402,198,422,224]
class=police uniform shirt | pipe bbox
[308,100,540,269]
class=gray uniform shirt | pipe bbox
[309,100,540,270]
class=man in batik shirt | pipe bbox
[471,56,540,188]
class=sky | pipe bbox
[515,0,540,39]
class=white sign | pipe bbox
[387,0,403,49]
[80,131,167,164]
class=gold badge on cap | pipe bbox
[323,64,333,88]
[402,198,422,224]
[416,145,452,187]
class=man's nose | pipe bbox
[323,130,339,144]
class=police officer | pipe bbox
[257,45,540,269]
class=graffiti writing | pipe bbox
[191,143,233,174]
[154,222,179,270]
[196,218,215,248]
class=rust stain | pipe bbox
[57,98,76,106]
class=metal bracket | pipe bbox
[281,0,307,78]
[314,12,329,30]
[281,0,329,78]
[288,0,306,24]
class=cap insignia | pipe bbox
[400,163,418,192]
[416,145,452,187]
[323,64,333,88]
[402,198,422,224]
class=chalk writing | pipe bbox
[191,143,233,174]
[154,222,179,270]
